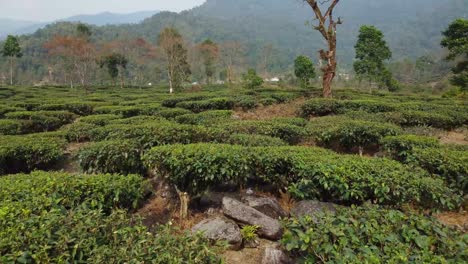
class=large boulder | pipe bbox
[290,200,338,222]
[192,216,242,250]
[262,247,292,264]
[241,195,288,219]
[199,192,241,209]
[222,197,283,240]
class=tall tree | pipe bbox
[158,27,191,93]
[1,35,22,85]
[198,39,219,84]
[441,18,468,92]
[353,25,392,92]
[220,41,246,84]
[304,0,342,98]
[99,53,128,88]
[294,55,316,88]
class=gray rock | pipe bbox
[192,216,242,250]
[290,200,338,222]
[222,197,283,240]
[199,192,241,209]
[262,247,292,264]
[241,195,288,219]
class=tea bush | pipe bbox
[175,110,233,125]
[382,135,440,161]
[78,140,144,174]
[0,171,222,263]
[281,205,467,263]
[0,135,65,174]
[79,114,121,126]
[385,110,463,129]
[35,102,95,115]
[5,110,77,132]
[220,120,306,145]
[65,122,99,142]
[0,119,28,135]
[411,147,468,193]
[156,108,193,119]
[143,144,458,209]
[308,119,402,153]
[176,98,235,113]
[227,134,288,146]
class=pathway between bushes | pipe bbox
[234,98,305,120]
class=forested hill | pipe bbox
[10,0,468,74]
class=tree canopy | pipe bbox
[294,55,316,88]
[441,19,468,91]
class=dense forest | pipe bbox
[0,0,466,88]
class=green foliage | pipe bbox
[240,225,260,243]
[5,110,77,132]
[0,135,65,174]
[78,114,121,126]
[0,171,221,263]
[354,25,392,87]
[242,69,264,89]
[227,134,288,147]
[1,35,22,58]
[294,55,316,88]
[157,108,193,119]
[385,110,463,129]
[307,118,402,153]
[442,18,468,91]
[382,135,440,161]
[78,140,144,174]
[175,110,233,125]
[281,205,468,263]
[143,144,458,209]
[0,119,28,135]
[65,122,98,142]
[220,120,306,145]
[176,98,235,113]
[35,102,95,115]
[411,147,468,194]
[99,53,128,84]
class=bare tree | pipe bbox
[305,0,342,98]
[220,41,246,84]
[158,27,191,94]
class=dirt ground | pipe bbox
[439,130,468,145]
[235,98,305,120]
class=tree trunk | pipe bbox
[178,191,190,220]
[9,57,13,86]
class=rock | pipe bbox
[241,195,288,219]
[192,216,242,250]
[199,192,241,209]
[222,197,283,240]
[290,200,337,222]
[262,247,292,264]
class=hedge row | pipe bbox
[0,135,66,174]
[300,99,467,129]
[34,102,95,115]
[382,135,467,193]
[175,110,233,125]
[307,117,402,153]
[5,110,77,132]
[143,144,459,209]
[0,171,220,263]
[0,119,29,135]
[176,98,235,113]
[282,205,467,263]
[94,104,162,117]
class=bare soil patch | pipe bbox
[439,130,468,145]
[235,98,306,120]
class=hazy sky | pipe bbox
[0,0,206,21]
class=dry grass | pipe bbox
[235,98,306,120]
[439,130,468,145]
[436,211,468,232]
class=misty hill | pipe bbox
[0,10,160,38]
[10,0,468,77]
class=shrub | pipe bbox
[175,110,233,125]
[381,135,440,161]
[308,119,402,154]
[0,172,221,263]
[221,120,306,145]
[5,110,77,132]
[35,102,95,115]
[0,119,29,135]
[299,99,397,117]
[78,140,144,175]
[299,99,337,117]
[0,135,65,174]
[176,98,235,113]
[234,96,258,110]
[411,147,467,193]
[79,114,121,126]
[65,122,99,142]
[282,205,467,263]
[157,108,192,119]
[228,134,288,146]
[161,95,214,107]
[242,69,263,89]
[385,110,463,129]
[0,106,24,117]
[143,144,458,209]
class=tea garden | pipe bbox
[0,85,467,263]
